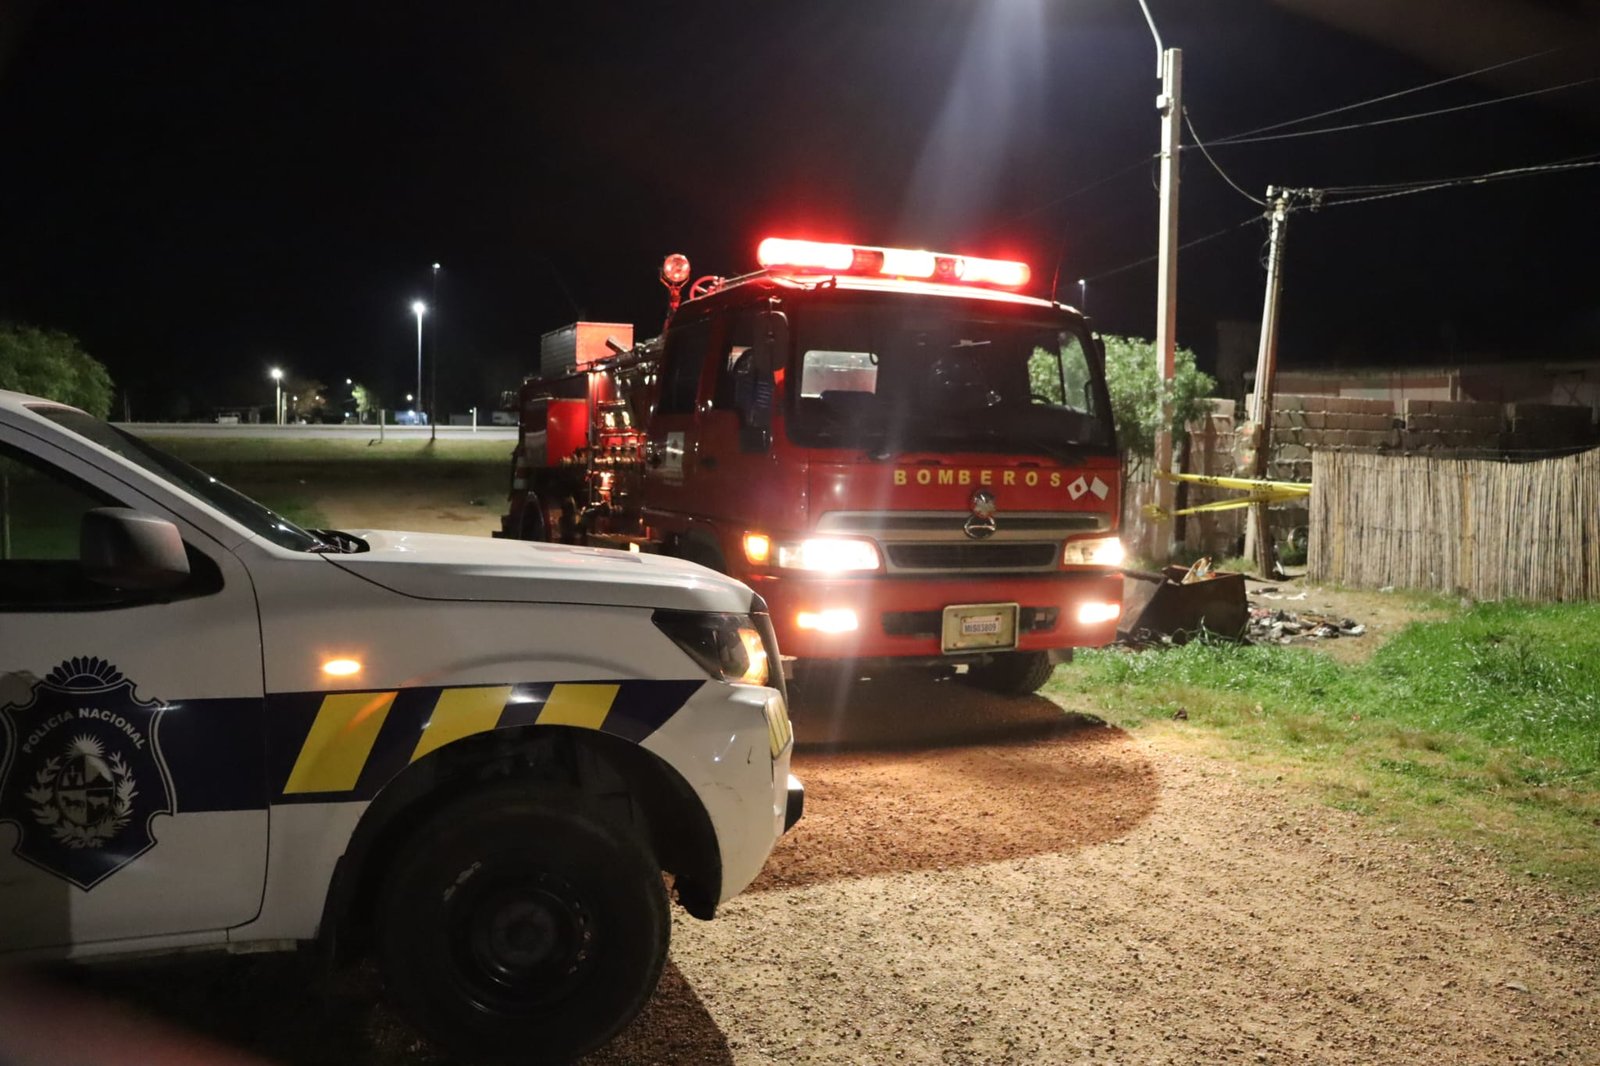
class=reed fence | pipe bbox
[1309,449,1600,601]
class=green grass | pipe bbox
[151,437,510,522]
[1048,600,1600,890]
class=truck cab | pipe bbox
[643,240,1124,693]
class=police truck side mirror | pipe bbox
[80,508,191,592]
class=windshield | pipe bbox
[785,299,1114,458]
[30,406,324,552]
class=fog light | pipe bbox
[796,608,859,633]
[1075,601,1121,625]
[321,657,362,677]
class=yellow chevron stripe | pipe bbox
[409,685,513,764]
[536,683,619,729]
[283,691,397,794]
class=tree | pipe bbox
[351,383,377,423]
[1098,334,1215,471]
[0,324,115,418]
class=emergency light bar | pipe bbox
[756,237,1031,290]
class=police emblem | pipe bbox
[0,657,176,890]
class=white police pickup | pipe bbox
[0,390,801,1062]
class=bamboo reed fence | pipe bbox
[1309,449,1600,601]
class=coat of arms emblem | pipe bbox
[0,657,176,890]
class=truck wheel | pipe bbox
[375,783,668,1064]
[964,651,1056,696]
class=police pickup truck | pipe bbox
[0,390,802,1062]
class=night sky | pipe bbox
[0,1,1596,418]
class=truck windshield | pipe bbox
[30,406,323,552]
[785,300,1115,458]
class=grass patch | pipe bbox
[1048,600,1600,890]
[150,437,510,520]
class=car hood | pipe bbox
[325,530,755,614]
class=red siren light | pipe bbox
[756,237,1031,290]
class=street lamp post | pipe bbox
[410,300,426,425]
[269,367,283,426]
[430,262,440,442]
[1078,278,1087,312]
[1134,0,1182,563]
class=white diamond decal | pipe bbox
[1068,477,1089,500]
[1090,477,1109,500]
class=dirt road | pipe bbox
[39,675,1600,1064]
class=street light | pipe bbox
[430,263,441,442]
[410,300,426,424]
[1078,278,1087,311]
[269,367,283,426]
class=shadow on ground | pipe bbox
[753,671,1160,892]
[30,955,729,1066]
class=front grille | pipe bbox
[885,542,1059,571]
[883,607,1059,639]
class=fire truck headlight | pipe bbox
[652,610,771,686]
[1062,535,1126,568]
[775,537,881,572]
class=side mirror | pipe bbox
[80,508,190,592]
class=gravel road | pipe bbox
[27,673,1600,1065]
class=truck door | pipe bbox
[0,426,268,953]
[643,315,716,524]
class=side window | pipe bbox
[800,350,878,398]
[711,311,757,412]
[0,444,220,610]
[656,318,714,415]
[1028,333,1095,413]
[0,445,114,562]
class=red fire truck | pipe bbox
[497,237,1125,694]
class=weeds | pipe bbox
[1049,600,1600,889]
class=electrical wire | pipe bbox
[1198,75,1600,149]
[1211,43,1574,145]
[1082,214,1261,284]
[1319,154,1600,208]
[1182,107,1267,206]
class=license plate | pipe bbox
[942,602,1020,653]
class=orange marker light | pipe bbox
[743,532,773,565]
[321,658,363,678]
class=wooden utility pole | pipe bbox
[1244,188,1291,577]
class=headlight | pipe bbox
[652,610,771,685]
[1062,535,1125,567]
[773,536,881,572]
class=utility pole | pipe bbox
[1136,0,1182,562]
[1243,186,1315,577]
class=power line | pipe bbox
[1200,75,1600,149]
[1083,214,1260,284]
[1319,154,1600,208]
[1182,107,1267,206]
[1000,155,1154,232]
[1212,43,1573,145]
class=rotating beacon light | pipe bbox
[660,253,691,314]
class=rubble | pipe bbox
[1248,601,1366,645]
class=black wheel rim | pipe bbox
[448,868,597,1013]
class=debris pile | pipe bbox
[1248,588,1366,644]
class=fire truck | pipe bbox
[498,237,1125,695]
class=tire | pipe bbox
[375,782,669,1065]
[964,650,1056,696]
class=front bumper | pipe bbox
[640,681,797,906]
[748,569,1122,660]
